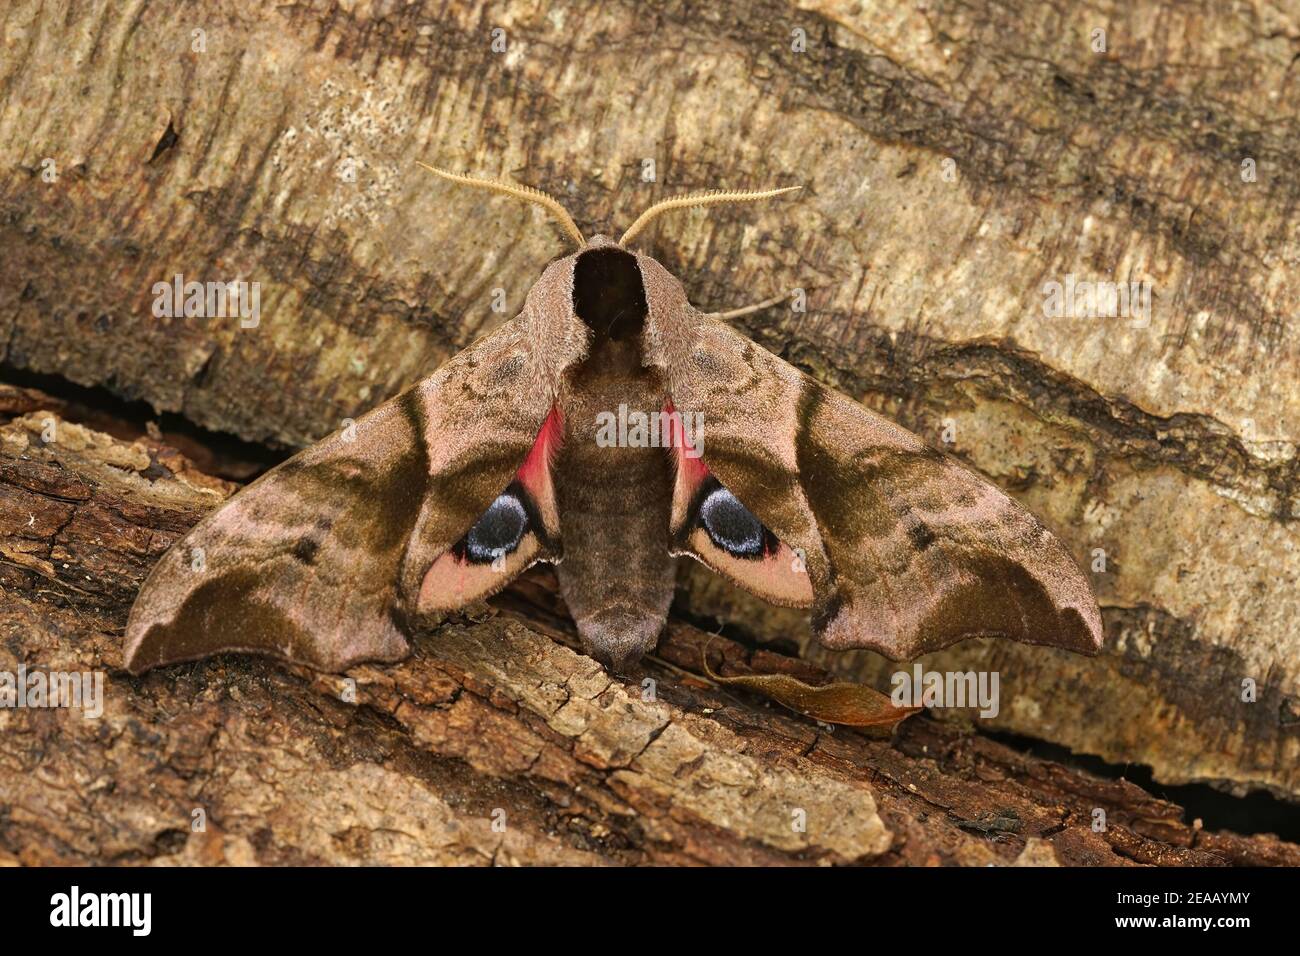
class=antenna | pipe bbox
[417,162,586,249]
[620,185,801,246]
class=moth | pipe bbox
[124,167,1102,677]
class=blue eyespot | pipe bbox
[698,485,766,559]
[462,493,529,563]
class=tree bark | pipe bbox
[1,390,1297,865]
[0,0,1297,838]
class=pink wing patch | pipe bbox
[516,403,564,529]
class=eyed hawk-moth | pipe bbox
[124,167,1103,676]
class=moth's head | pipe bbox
[514,235,656,353]
[566,238,648,343]
[527,235,713,363]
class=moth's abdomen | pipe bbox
[552,341,676,671]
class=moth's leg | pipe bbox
[706,292,787,321]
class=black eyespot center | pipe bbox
[458,492,529,564]
[292,536,320,565]
[699,485,772,559]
